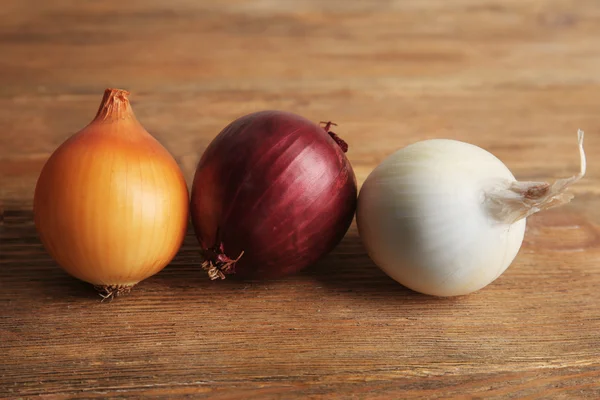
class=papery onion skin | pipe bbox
[190,111,357,280]
[34,89,189,298]
[357,135,585,297]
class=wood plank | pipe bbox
[2,0,600,398]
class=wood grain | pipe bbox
[1,0,600,398]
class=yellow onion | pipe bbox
[34,88,189,299]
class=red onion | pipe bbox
[190,110,357,280]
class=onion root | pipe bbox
[201,241,244,280]
[95,284,135,301]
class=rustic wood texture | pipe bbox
[1,0,600,398]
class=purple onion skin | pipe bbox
[190,110,357,280]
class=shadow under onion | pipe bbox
[302,226,467,303]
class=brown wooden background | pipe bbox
[1,0,599,398]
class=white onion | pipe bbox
[357,131,586,297]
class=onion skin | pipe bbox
[190,111,357,280]
[357,139,526,297]
[34,89,189,298]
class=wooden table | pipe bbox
[2,1,599,398]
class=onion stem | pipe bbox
[485,130,586,224]
[94,88,134,121]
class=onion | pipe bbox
[357,131,586,297]
[34,89,189,299]
[190,111,357,280]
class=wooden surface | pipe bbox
[1,0,599,398]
